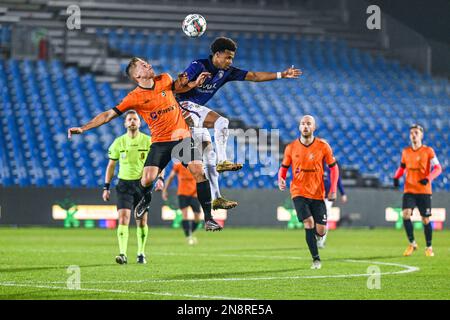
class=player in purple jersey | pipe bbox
[177,37,301,210]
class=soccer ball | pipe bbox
[182,14,207,38]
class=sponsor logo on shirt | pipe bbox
[199,83,217,90]
[149,105,176,121]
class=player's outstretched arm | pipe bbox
[245,66,302,82]
[68,109,119,139]
[173,72,211,94]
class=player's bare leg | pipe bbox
[201,140,238,210]
[303,216,321,269]
[402,209,418,256]
[317,199,332,248]
[203,110,243,173]
[422,216,434,257]
[315,222,327,250]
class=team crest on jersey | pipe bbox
[309,154,315,160]
[150,112,158,120]
[161,91,166,97]
[141,153,145,160]
[217,70,224,79]
[121,153,126,159]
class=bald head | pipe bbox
[299,115,316,138]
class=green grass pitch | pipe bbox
[0,227,449,300]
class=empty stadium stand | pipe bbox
[0,0,448,190]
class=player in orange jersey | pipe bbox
[163,161,202,245]
[278,115,339,269]
[68,57,223,231]
[393,124,442,257]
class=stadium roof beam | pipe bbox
[46,1,300,18]
[57,9,313,27]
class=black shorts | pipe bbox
[145,137,202,169]
[402,193,432,217]
[178,195,201,213]
[293,196,327,225]
[115,179,142,211]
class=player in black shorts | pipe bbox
[163,161,202,245]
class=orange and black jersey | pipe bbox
[113,73,190,143]
[400,145,437,195]
[172,162,197,197]
[281,137,336,200]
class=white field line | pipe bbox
[0,253,419,285]
[0,282,253,300]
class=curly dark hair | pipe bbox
[210,37,237,54]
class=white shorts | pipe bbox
[192,127,212,148]
[179,100,212,128]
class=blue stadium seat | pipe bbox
[1,31,449,189]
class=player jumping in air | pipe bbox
[68,57,224,231]
[162,161,203,245]
[102,110,162,264]
[278,115,339,269]
[177,37,302,209]
[393,124,442,257]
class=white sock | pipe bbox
[203,147,221,200]
[214,116,229,163]
[205,165,221,200]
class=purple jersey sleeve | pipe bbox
[226,66,248,82]
[183,61,205,81]
[337,175,345,196]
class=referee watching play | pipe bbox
[103,110,163,265]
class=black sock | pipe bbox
[403,219,415,243]
[305,228,320,260]
[192,221,198,233]
[181,220,191,237]
[196,180,212,220]
[424,223,432,247]
[137,183,151,200]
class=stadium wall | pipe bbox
[0,187,449,228]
